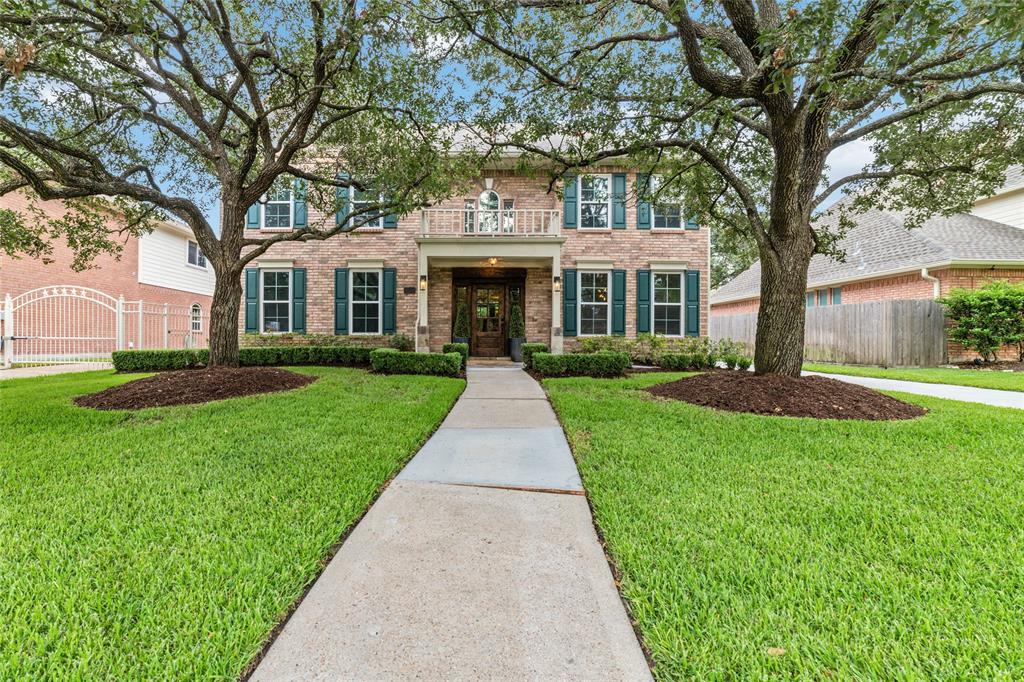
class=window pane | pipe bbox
[265,202,291,228]
[353,271,380,301]
[352,302,379,334]
[580,272,608,303]
[580,304,608,335]
[581,176,609,201]
[654,273,682,303]
[654,305,681,336]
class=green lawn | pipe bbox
[804,362,1024,392]
[545,373,1024,680]
[0,367,463,679]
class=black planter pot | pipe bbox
[509,337,524,362]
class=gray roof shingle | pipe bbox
[711,204,1024,303]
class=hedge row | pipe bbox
[111,346,374,372]
[369,348,462,377]
[442,342,469,368]
[531,351,630,377]
[656,351,752,371]
[521,343,548,369]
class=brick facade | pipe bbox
[240,167,711,355]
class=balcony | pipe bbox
[420,208,561,237]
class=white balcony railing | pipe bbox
[420,208,561,237]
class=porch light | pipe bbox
[488,257,498,266]
[553,276,562,292]
[419,275,428,291]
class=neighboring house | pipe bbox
[1,192,215,363]
[237,161,710,356]
[710,178,1024,361]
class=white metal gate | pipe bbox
[2,286,209,367]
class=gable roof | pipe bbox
[711,205,1024,304]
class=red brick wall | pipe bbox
[1,193,210,309]
[710,298,760,315]
[239,168,711,352]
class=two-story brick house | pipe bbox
[238,158,710,357]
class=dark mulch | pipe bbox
[952,360,1024,372]
[647,372,926,421]
[75,367,317,410]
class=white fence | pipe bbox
[710,299,948,367]
[420,208,561,236]
[2,286,209,367]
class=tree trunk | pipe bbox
[753,239,814,377]
[208,267,242,367]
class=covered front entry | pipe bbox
[453,269,525,357]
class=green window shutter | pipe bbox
[685,214,699,230]
[244,268,259,333]
[831,287,842,305]
[382,268,397,334]
[246,204,260,230]
[293,179,307,228]
[562,175,577,229]
[334,268,349,335]
[611,173,627,228]
[562,268,577,336]
[383,198,398,229]
[636,174,651,230]
[611,269,626,335]
[636,269,651,333]
[335,173,350,228]
[685,270,700,337]
[291,268,307,333]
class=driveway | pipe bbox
[804,370,1024,409]
[251,367,651,680]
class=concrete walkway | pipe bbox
[252,367,651,681]
[0,362,112,380]
[805,371,1024,410]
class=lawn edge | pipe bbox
[238,373,466,681]
[538,376,658,677]
[803,363,1024,393]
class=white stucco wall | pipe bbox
[138,224,216,296]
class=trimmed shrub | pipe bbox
[532,351,629,377]
[453,301,471,339]
[389,333,415,352]
[656,352,695,370]
[443,342,469,368]
[111,345,374,372]
[941,281,1024,362]
[370,348,461,377]
[521,343,548,369]
[737,356,753,371]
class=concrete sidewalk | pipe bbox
[252,367,651,681]
[805,371,1024,410]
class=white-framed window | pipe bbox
[579,175,611,229]
[260,269,291,333]
[262,185,294,229]
[350,186,384,228]
[350,269,382,334]
[186,240,207,268]
[652,272,684,336]
[478,189,500,232]
[650,176,683,229]
[579,270,610,335]
[190,303,203,332]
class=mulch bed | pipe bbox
[75,367,317,410]
[647,372,926,421]
[952,360,1024,372]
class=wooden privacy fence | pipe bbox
[710,299,948,367]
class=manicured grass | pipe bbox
[804,362,1024,392]
[545,373,1024,679]
[0,367,463,679]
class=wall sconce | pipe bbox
[419,275,428,291]
[487,257,498,266]
[553,276,562,292]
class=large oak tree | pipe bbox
[437,0,1024,375]
[1,0,474,365]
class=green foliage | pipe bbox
[0,367,462,678]
[111,346,375,372]
[545,373,1024,679]
[507,304,525,339]
[453,301,471,339]
[532,351,630,377]
[241,333,386,347]
[651,338,751,370]
[389,333,415,352]
[941,281,1024,362]
[369,349,461,377]
[442,342,469,368]
[521,343,548,369]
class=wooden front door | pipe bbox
[471,285,505,357]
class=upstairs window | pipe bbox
[263,186,293,229]
[186,240,207,268]
[580,175,611,229]
[477,189,500,232]
[351,186,383,228]
[651,176,683,229]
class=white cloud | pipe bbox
[818,138,876,209]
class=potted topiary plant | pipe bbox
[453,300,471,346]
[508,303,526,362]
